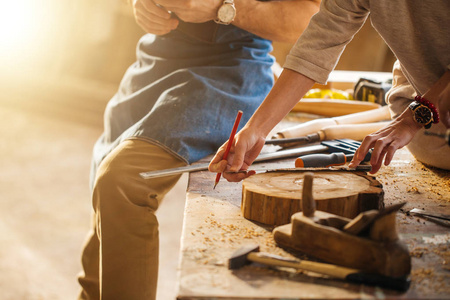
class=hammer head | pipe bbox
[228,244,260,270]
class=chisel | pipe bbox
[266,121,391,148]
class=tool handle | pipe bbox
[318,121,391,141]
[274,118,337,139]
[247,252,353,279]
[273,106,391,139]
[334,105,391,125]
[346,272,410,292]
[292,98,381,117]
[295,152,348,168]
[248,252,411,291]
[301,173,315,217]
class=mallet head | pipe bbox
[228,244,260,270]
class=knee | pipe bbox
[92,154,160,212]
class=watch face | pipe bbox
[218,4,235,23]
[414,106,432,124]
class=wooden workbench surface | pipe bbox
[176,144,449,300]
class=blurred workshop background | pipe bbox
[0,0,395,299]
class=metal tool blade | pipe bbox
[264,133,320,146]
[408,208,450,227]
[139,144,329,179]
[408,208,450,221]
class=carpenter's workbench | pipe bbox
[176,143,449,299]
[175,72,449,298]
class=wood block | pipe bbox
[241,170,383,226]
[273,210,411,277]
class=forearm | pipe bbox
[245,69,315,136]
[233,0,320,44]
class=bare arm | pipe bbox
[233,0,320,44]
[152,0,320,43]
[349,70,450,173]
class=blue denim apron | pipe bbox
[91,21,274,183]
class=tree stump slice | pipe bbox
[241,170,384,226]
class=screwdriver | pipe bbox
[295,152,353,168]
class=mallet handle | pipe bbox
[246,252,410,291]
[247,252,353,279]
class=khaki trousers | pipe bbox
[78,139,187,300]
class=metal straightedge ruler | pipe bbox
[140,144,329,179]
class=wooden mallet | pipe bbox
[228,244,410,291]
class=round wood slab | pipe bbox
[241,170,383,226]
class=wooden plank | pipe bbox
[242,170,383,225]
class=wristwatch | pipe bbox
[214,0,236,25]
[409,101,434,129]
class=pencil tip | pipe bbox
[213,182,218,189]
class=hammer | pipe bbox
[229,245,410,291]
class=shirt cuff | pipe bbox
[283,54,331,85]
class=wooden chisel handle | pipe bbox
[274,106,391,139]
[333,105,391,125]
[292,98,381,117]
[317,121,391,141]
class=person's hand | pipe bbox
[209,126,266,182]
[131,0,179,35]
[154,0,221,23]
[348,107,422,173]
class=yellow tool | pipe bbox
[303,88,353,100]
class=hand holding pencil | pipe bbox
[213,110,243,189]
[210,110,266,187]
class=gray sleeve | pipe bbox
[283,0,370,84]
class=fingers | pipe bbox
[383,141,399,166]
[208,134,259,182]
[222,170,256,182]
[208,159,227,174]
[209,151,256,183]
[348,130,399,173]
[154,0,186,11]
[348,134,377,169]
[208,157,256,182]
[209,144,228,173]
[228,144,246,173]
[133,0,178,34]
[370,147,387,174]
[370,137,390,167]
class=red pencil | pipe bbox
[214,110,243,189]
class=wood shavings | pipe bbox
[408,243,450,295]
[411,268,450,295]
[423,233,450,245]
[410,247,429,258]
[407,186,420,194]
